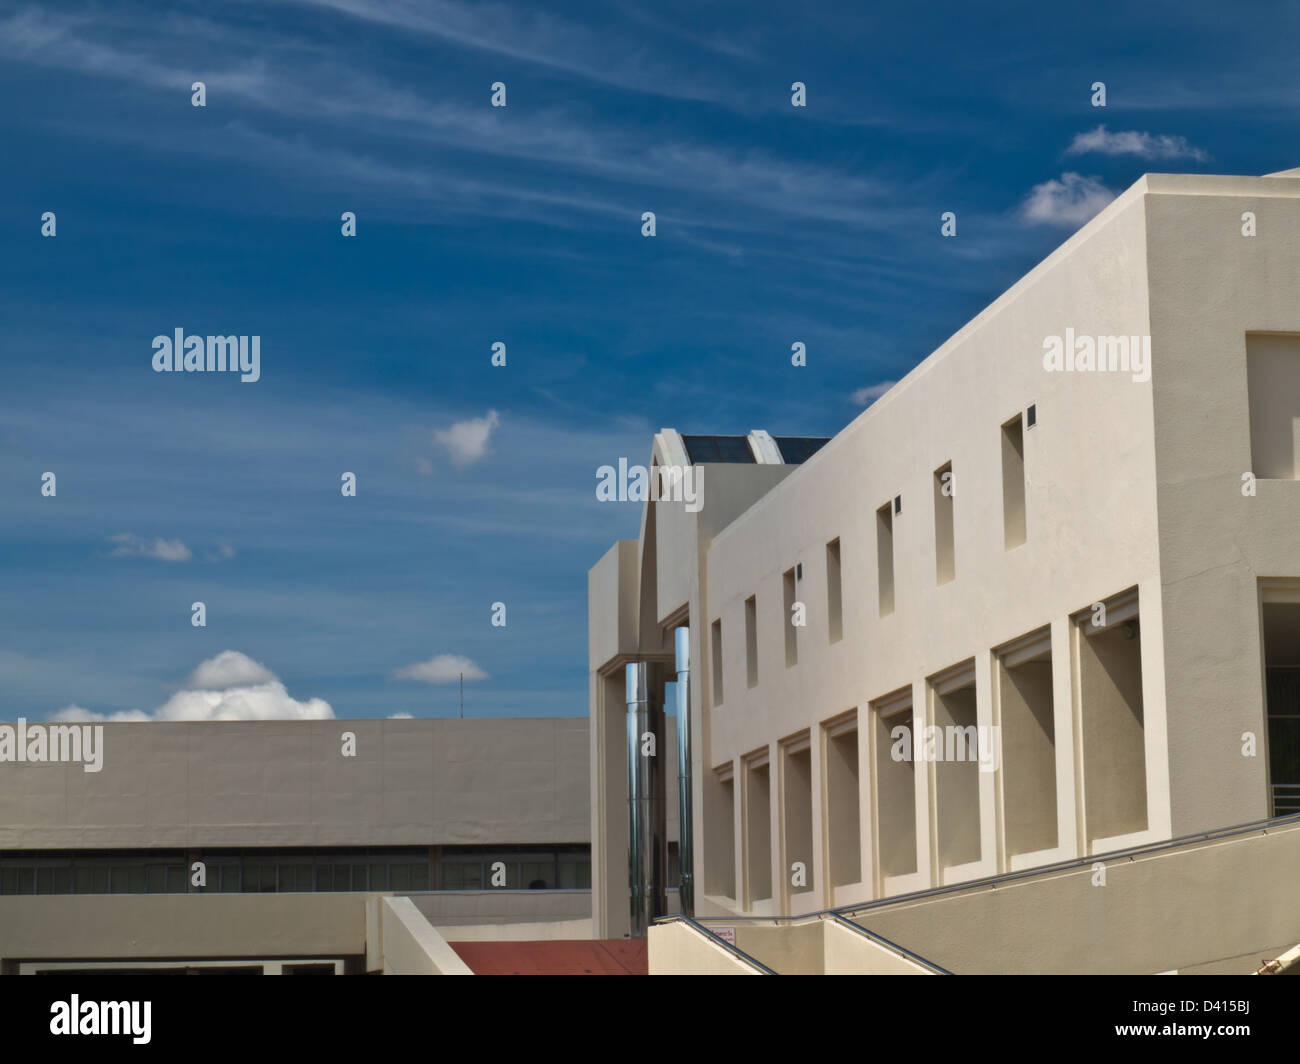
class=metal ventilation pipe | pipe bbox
[626,661,668,937]
[674,626,694,915]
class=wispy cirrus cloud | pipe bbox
[851,381,897,406]
[276,0,747,103]
[107,533,192,562]
[0,6,917,243]
[1067,124,1208,162]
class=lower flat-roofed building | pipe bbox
[0,717,602,974]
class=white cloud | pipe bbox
[149,683,334,721]
[108,532,192,562]
[851,381,896,406]
[1066,125,1208,162]
[393,653,487,684]
[433,409,500,468]
[388,711,414,719]
[50,704,150,723]
[186,650,275,689]
[1020,173,1115,227]
[47,651,334,721]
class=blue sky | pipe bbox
[1,0,1296,720]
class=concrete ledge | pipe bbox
[0,892,366,963]
[380,897,472,975]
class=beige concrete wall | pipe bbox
[657,914,937,974]
[701,182,1166,914]
[436,917,594,942]
[851,818,1300,974]
[0,892,367,963]
[588,540,643,669]
[733,921,823,975]
[0,718,589,849]
[0,892,484,975]
[379,897,472,975]
[647,920,762,974]
[822,918,936,975]
[1143,175,1300,834]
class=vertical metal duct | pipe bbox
[674,626,694,915]
[626,661,668,936]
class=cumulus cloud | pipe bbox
[433,409,500,468]
[148,683,333,721]
[393,653,487,684]
[388,711,414,719]
[1066,125,1207,162]
[47,650,334,722]
[108,533,192,562]
[185,649,275,689]
[1020,172,1116,227]
[851,381,897,406]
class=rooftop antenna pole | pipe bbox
[459,672,464,719]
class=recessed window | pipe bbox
[1026,403,1037,428]
[872,691,916,880]
[1246,334,1300,479]
[783,568,798,667]
[997,627,1057,857]
[744,595,758,689]
[1001,414,1027,550]
[781,736,814,896]
[744,756,772,905]
[707,768,736,899]
[934,462,955,585]
[1076,591,1147,843]
[929,662,981,870]
[711,618,724,706]
[877,503,895,617]
[824,713,860,887]
[826,539,843,643]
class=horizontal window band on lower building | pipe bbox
[438,844,591,890]
[0,845,591,896]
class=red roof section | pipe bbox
[448,938,648,975]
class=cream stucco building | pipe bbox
[589,167,1300,968]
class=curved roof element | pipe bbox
[653,429,830,467]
